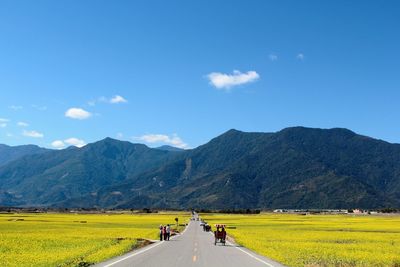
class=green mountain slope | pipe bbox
[0,138,180,206]
[1,127,400,209]
[0,144,49,167]
[59,127,400,209]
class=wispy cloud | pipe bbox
[88,95,128,106]
[9,105,23,111]
[51,137,86,149]
[97,96,108,104]
[116,132,124,139]
[269,54,278,61]
[110,95,128,104]
[0,118,9,128]
[207,70,260,91]
[134,133,188,149]
[65,108,92,120]
[23,130,44,138]
[17,121,29,127]
[32,105,47,111]
[297,53,305,60]
[88,100,96,107]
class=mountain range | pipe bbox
[1,127,399,209]
[0,144,49,167]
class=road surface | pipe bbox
[95,215,285,267]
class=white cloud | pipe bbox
[297,53,305,60]
[23,130,44,138]
[207,70,260,90]
[64,138,86,147]
[51,140,65,149]
[87,100,96,106]
[0,118,9,128]
[65,108,92,120]
[89,95,128,106]
[17,122,29,127]
[110,95,128,104]
[51,137,86,149]
[9,105,23,110]
[269,54,278,61]
[135,134,188,149]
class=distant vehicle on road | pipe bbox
[214,224,226,245]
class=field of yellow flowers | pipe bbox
[203,213,400,267]
[0,212,189,267]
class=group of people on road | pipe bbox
[159,224,171,241]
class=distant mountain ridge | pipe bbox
[155,145,185,152]
[0,144,50,167]
[0,138,181,206]
[1,127,399,209]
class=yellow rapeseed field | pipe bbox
[203,213,400,267]
[0,212,189,267]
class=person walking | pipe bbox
[166,224,171,241]
[159,225,163,241]
[163,225,167,241]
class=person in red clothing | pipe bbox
[163,225,167,241]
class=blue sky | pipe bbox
[0,1,399,149]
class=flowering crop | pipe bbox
[0,212,189,267]
[203,213,400,266]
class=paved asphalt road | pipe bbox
[95,214,285,267]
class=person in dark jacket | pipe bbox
[159,225,163,241]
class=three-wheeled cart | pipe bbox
[214,224,226,245]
